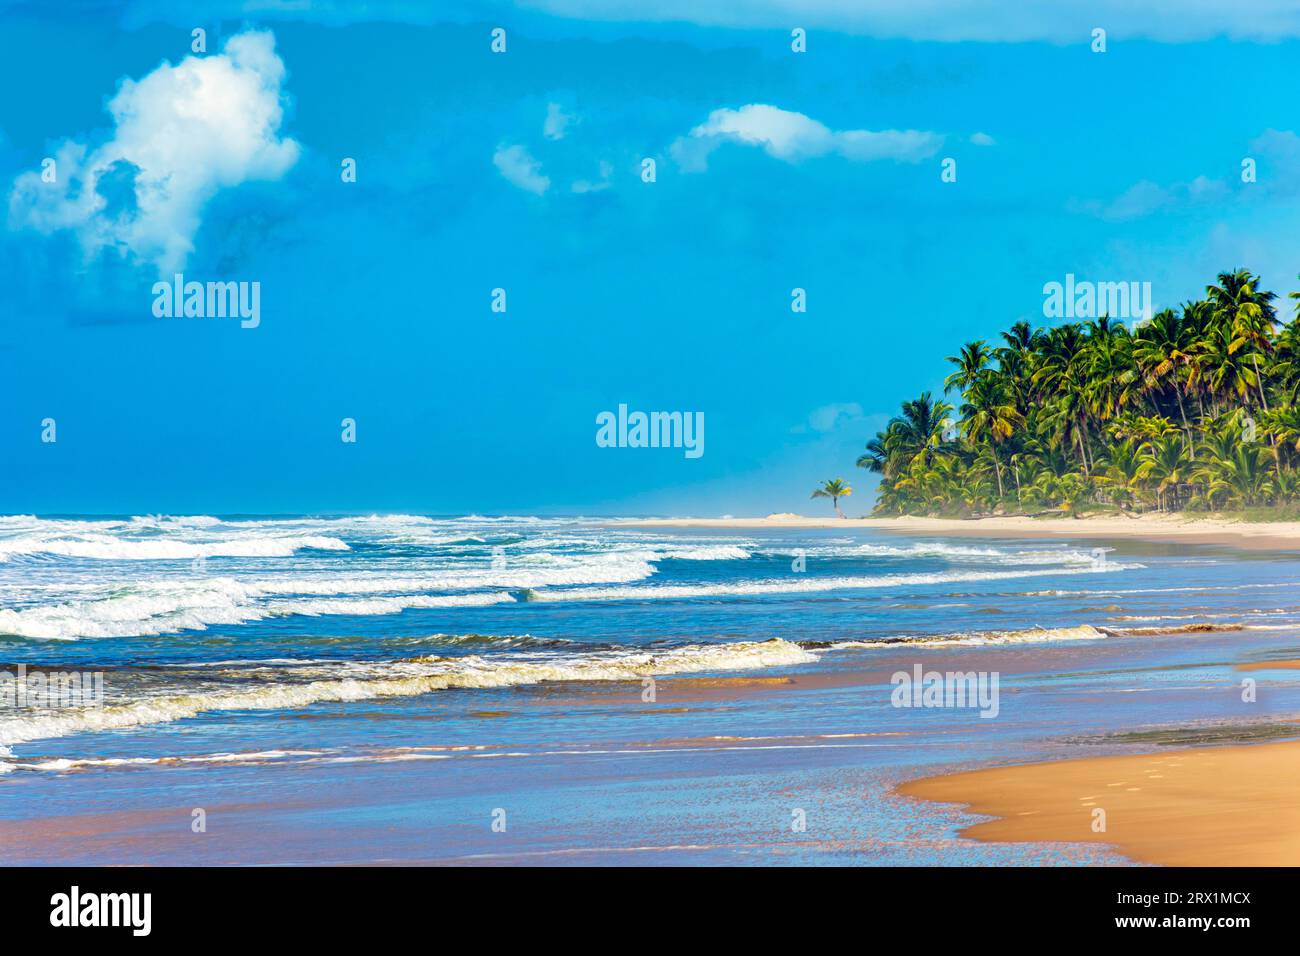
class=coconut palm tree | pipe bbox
[1132,308,1194,447]
[960,374,1023,498]
[863,392,952,476]
[811,479,852,518]
[1137,435,1193,511]
[1208,269,1276,411]
[863,267,1300,517]
[1032,324,1094,473]
[944,341,992,393]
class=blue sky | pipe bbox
[2,1,1300,515]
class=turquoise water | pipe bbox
[2,515,1300,864]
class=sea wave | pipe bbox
[1098,623,1248,636]
[814,624,1110,649]
[522,563,1135,604]
[0,558,1138,640]
[0,533,349,562]
[0,638,816,750]
[853,541,1105,566]
[0,579,527,640]
[808,619,1262,650]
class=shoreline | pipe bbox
[897,737,1300,866]
[612,514,1300,549]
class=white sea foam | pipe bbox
[252,556,658,594]
[18,749,328,772]
[522,562,1135,605]
[0,578,266,639]
[264,592,519,617]
[0,638,817,751]
[0,514,1144,641]
[0,551,658,639]
[658,545,751,560]
[854,541,1102,565]
[0,578,528,640]
[0,551,1138,639]
[0,533,349,561]
[825,624,1109,649]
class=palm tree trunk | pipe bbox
[1253,353,1270,411]
[1173,388,1194,459]
[990,445,1005,498]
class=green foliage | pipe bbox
[811,478,853,517]
[862,269,1300,516]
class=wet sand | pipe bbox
[8,615,1300,865]
[1238,659,1300,671]
[898,739,1300,866]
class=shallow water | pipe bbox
[2,515,1299,864]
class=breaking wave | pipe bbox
[0,638,816,750]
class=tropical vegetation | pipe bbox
[862,269,1300,516]
[811,478,853,517]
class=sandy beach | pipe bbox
[898,738,1300,866]
[615,513,1300,550]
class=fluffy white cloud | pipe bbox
[8,30,299,275]
[970,131,996,146]
[671,104,942,171]
[493,143,551,194]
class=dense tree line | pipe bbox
[862,269,1300,516]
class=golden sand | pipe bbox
[897,739,1300,866]
[614,514,1300,550]
[1237,659,1300,671]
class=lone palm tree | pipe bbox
[811,478,853,518]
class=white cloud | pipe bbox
[969,131,996,146]
[1248,129,1300,195]
[671,104,942,171]
[572,160,613,193]
[1069,129,1300,222]
[518,0,1300,43]
[493,143,551,195]
[7,30,299,275]
[805,402,865,434]
[1072,176,1230,221]
[543,102,573,140]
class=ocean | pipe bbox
[3,514,1300,864]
